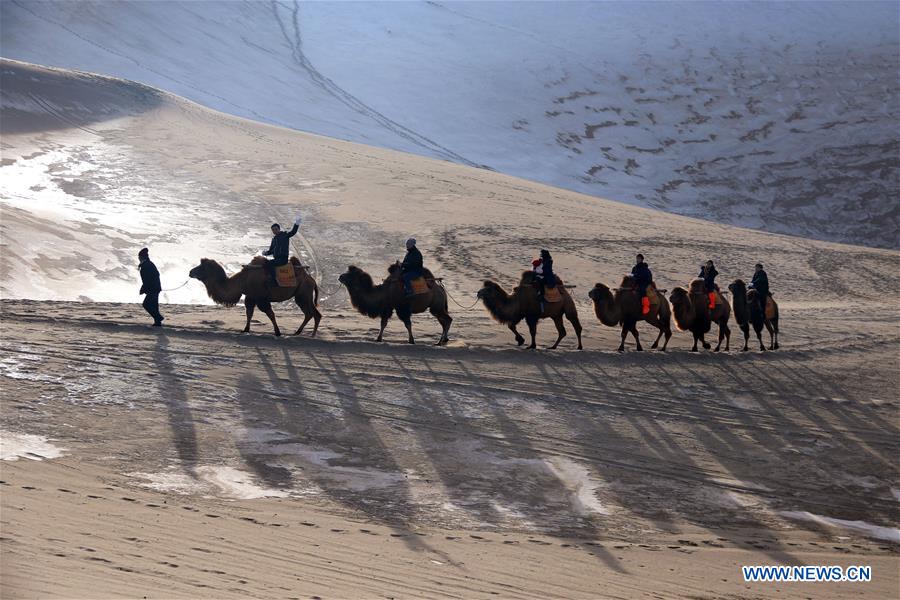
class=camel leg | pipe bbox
[662,327,671,351]
[548,315,566,350]
[626,318,642,351]
[397,309,415,344]
[257,300,281,337]
[430,306,452,346]
[740,323,749,351]
[714,321,728,352]
[765,319,776,350]
[293,292,320,336]
[376,311,392,342]
[565,307,583,350]
[650,323,663,349]
[691,333,700,352]
[243,297,255,333]
[294,313,312,336]
[772,315,778,350]
[311,306,322,337]
[509,323,525,346]
[701,334,711,350]
[526,317,538,350]
[618,325,628,352]
[755,326,766,352]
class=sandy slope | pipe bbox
[1,61,899,598]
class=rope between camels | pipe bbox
[439,282,481,310]
[161,279,191,292]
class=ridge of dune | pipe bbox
[3,0,897,248]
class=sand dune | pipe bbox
[1,60,898,598]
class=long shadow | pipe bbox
[664,353,898,545]
[152,332,198,477]
[555,355,802,564]
[395,354,626,572]
[231,343,444,556]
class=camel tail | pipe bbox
[314,282,319,307]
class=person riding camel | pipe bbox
[262,214,301,285]
[748,262,770,314]
[400,238,424,296]
[699,260,719,310]
[631,254,653,315]
[532,249,557,304]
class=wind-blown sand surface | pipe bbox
[1,60,898,598]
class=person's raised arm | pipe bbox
[286,215,301,238]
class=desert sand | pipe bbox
[1,60,898,598]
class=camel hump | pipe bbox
[689,279,706,294]
[620,274,635,288]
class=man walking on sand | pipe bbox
[138,247,164,327]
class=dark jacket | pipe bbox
[263,223,299,265]
[632,262,652,291]
[750,269,769,296]
[700,265,718,292]
[139,259,161,295]
[539,250,557,287]
[401,246,423,274]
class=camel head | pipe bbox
[728,279,746,295]
[588,282,611,303]
[668,286,689,306]
[338,265,373,290]
[189,258,226,283]
[476,280,504,301]
[689,278,706,295]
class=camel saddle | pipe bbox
[543,276,568,303]
[544,286,563,303]
[275,264,298,288]
[646,285,661,306]
[765,295,776,320]
[712,289,725,307]
[409,276,430,296]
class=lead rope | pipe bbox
[161,279,191,292]
[439,282,481,310]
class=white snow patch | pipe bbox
[130,465,289,499]
[0,431,66,461]
[780,511,900,543]
[544,457,609,516]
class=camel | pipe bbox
[477,271,583,350]
[669,279,731,352]
[189,256,321,337]
[728,279,779,351]
[338,263,451,345]
[588,276,672,351]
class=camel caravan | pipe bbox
[167,217,780,352]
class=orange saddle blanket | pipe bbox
[410,276,430,295]
[275,264,297,288]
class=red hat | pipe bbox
[531,258,542,267]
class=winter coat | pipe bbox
[139,259,161,295]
